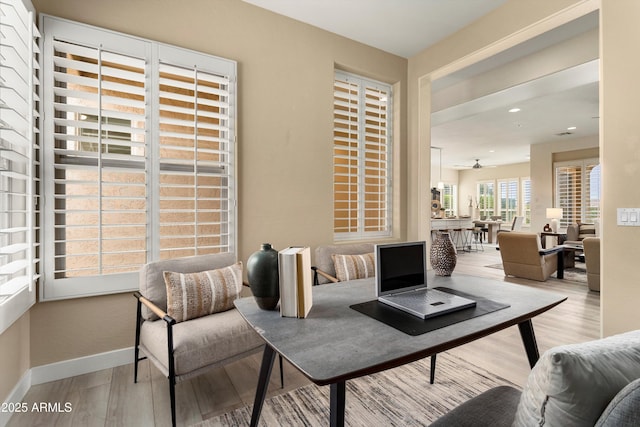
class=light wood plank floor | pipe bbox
[7,245,600,426]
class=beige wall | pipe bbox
[408,0,590,242]
[6,0,407,383]
[4,0,639,404]
[530,135,599,232]
[0,313,29,403]
[600,0,640,335]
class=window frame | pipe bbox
[40,15,237,300]
[333,70,393,241]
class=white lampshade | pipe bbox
[546,208,563,219]
[546,208,563,233]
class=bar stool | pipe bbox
[450,228,468,253]
[466,226,484,252]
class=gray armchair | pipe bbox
[133,253,265,427]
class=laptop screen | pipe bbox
[376,241,427,296]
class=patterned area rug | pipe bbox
[194,353,517,426]
[485,262,587,284]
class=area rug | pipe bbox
[485,263,587,284]
[194,353,517,426]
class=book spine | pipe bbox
[278,248,299,317]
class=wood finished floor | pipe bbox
[7,245,601,426]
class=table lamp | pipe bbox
[546,208,563,233]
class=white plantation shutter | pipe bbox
[477,181,494,220]
[333,71,392,240]
[0,0,39,333]
[41,16,236,299]
[157,61,233,259]
[521,178,531,225]
[555,158,600,227]
[442,184,457,217]
[49,40,147,282]
[498,178,518,222]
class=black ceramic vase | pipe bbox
[430,232,457,276]
[246,243,280,310]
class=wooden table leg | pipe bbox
[250,344,276,427]
[330,381,346,427]
[518,320,540,368]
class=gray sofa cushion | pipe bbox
[513,330,640,427]
[429,385,521,427]
[139,253,236,320]
[596,377,640,426]
[139,306,264,378]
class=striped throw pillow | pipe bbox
[164,262,242,323]
[332,253,375,282]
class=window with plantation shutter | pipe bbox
[477,181,494,220]
[41,16,236,300]
[0,0,39,333]
[157,62,233,259]
[555,158,600,228]
[521,178,531,226]
[333,71,392,240]
[442,184,457,217]
[497,178,518,222]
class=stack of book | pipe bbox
[278,246,313,318]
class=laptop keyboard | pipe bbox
[384,289,452,309]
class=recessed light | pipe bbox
[489,150,495,153]
[567,126,577,130]
[509,108,521,113]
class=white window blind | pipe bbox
[477,181,494,220]
[497,178,518,222]
[0,0,39,333]
[442,184,457,217]
[41,16,236,300]
[555,158,600,227]
[158,62,233,258]
[333,71,392,240]
[49,39,147,281]
[521,178,531,226]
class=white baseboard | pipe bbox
[30,347,134,385]
[1,347,134,427]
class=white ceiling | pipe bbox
[242,0,600,169]
[242,0,508,58]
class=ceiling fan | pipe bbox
[454,159,496,169]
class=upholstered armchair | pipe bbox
[133,253,266,427]
[498,216,524,232]
[583,237,601,292]
[566,222,597,243]
[312,243,376,285]
[311,243,439,384]
[497,232,560,281]
[430,330,640,427]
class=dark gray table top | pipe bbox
[234,272,566,386]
